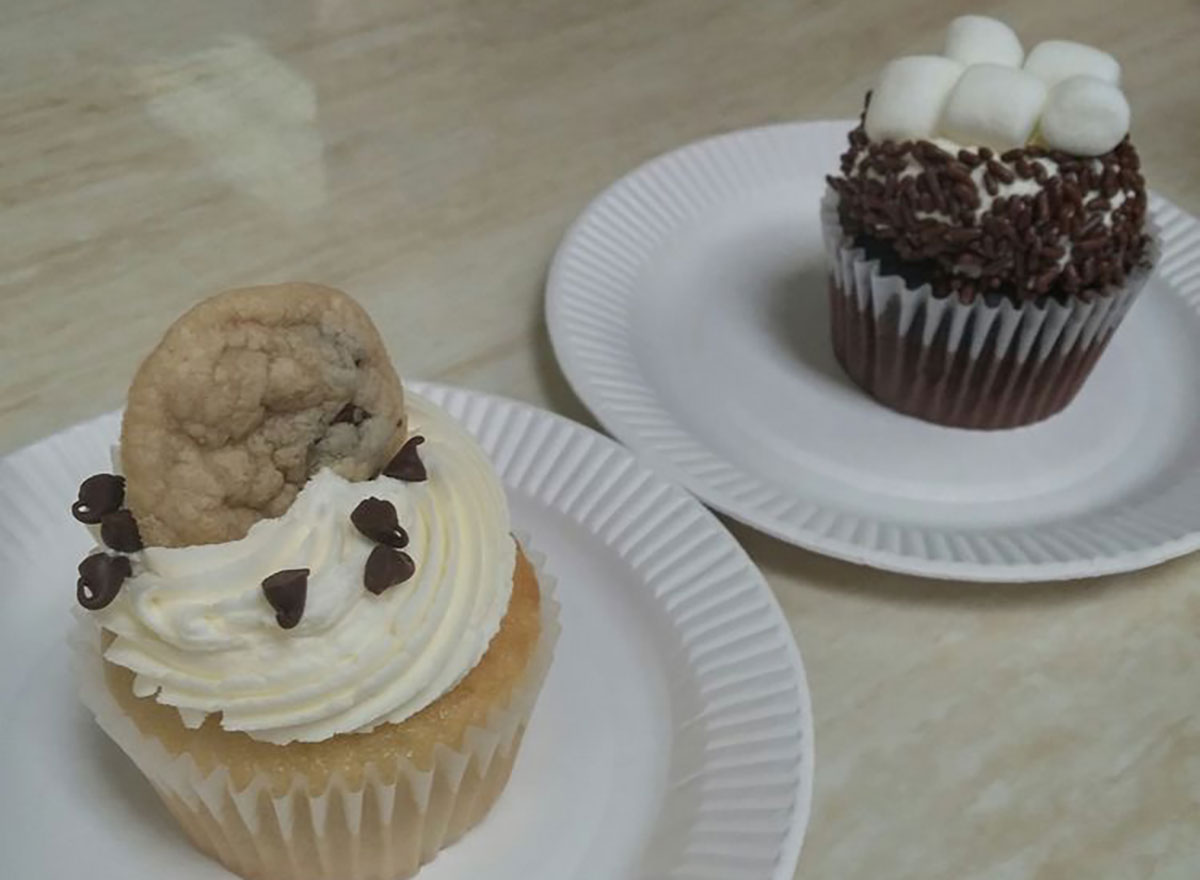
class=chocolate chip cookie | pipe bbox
[120,283,405,547]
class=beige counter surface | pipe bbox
[3,1,1199,877]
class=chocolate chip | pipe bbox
[364,546,415,595]
[100,509,143,552]
[262,569,308,629]
[332,403,369,426]
[71,474,125,525]
[350,497,408,548]
[77,553,131,610]
[382,435,427,482]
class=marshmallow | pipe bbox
[939,64,1047,150]
[865,55,964,142]
[1039,75,1130,156]
[944,15,1024,67]
[1024,40,1121,87]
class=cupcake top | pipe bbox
[827,16,1150,303]
[73,285,515,745]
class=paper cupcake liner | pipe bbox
[72,537,559,880]
[820,188,1157,429]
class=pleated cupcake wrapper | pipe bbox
[820,188,1158,428]
[72,536,559,880]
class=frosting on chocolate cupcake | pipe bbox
[828,114,1149,302]
[826,16,1151,303]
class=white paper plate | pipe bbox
[0,383,812,880]
[546,120,1200,582]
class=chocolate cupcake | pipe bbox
[824,16,1156,429]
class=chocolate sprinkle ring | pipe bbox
[828,100,1150,304]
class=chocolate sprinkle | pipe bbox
[827,102,1149,303]
[364,545,415,595]
[350,497,409,548]
[382,435,427,482]
[71,473,125,525]
[332,403,369,426]
[77,553,131,610]
[262,569,309,629]
[100,509,143,553]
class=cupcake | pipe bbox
[70,283,558,880]
[824,16,1155,429]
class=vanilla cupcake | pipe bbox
[824,17,1155,428]
[70,284,557,880]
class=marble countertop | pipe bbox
[3,1,1199,877]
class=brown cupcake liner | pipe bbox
[821,189,1157,429]
[72,538,559,880]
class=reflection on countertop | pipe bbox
[137,35,325,219]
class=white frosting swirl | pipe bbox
[95,392,515,745]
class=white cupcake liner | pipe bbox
[820,187,1158,428]
[72,536,559,880]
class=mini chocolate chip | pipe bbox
[382,435,427,482]
[100,509,143,552]
[364,545,415,595]
[77,553,131,610]
[262,569,308,629]
[71,473,125,525]
[332,403,369,426]
[350,497,409,548]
